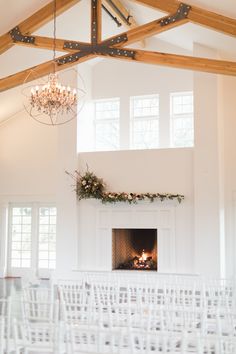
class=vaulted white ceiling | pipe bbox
[0,0,236,124]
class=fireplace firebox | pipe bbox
[112,228,157,271]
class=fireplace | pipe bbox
[112,229,158,271]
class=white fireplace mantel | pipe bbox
[77,199,177,273]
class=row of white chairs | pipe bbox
[60,301,236,335]
[1,273,236,353]
[58,278,236,312]
[12,321,236,354]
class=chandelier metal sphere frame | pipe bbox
[22,0,85,126]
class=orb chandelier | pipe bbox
[25,0,81,125]
[30,73,77,117]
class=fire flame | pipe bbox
[139,249,147,261]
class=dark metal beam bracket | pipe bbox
[160,3,191,27]
[103,33,128,46]
[9,26,35,44]
[64,33,128,51]
[57,45,135,65]
[56,51,90,65]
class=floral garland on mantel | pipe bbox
[66,170,185,204]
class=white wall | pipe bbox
[0,44,236,278]
[193,44,224,277]
[77,39,193,152]
[0,111,58,277]
[78,148,194,273]
[0,112,58,197]
[76,45,195,274]
[218,75,236,277]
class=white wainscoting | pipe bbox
[77,200,177,273]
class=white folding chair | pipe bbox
[0,297,13,354]
[13,318,65,354]
[21,287,59,325]
[66,325,128,354]
[0,316,5,353]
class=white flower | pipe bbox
[82,180,87,186]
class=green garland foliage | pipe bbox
[66,169,184,204]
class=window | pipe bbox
[10,207,32,268]
[130,95,159,149]
[38,207,57,269]
[94,98,120,151]
[170,92,194,147]
[8,204,56,272]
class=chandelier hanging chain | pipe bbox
[53,0,57,68]
[28,0,78,125]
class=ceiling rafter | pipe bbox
[103,0,145,46]
[103,0,133,27]
[10,35,89,53]
[130,0,236,37]
[12,13,189,52]
[0,0,81,55]
[98,47,236,76]
[0,53,96,92]
[0,0,236,94]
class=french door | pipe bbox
[7,203,56,278]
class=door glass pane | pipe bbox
[38,207,57,269]
[10,207,32,268]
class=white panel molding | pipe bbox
[78,200,177,273]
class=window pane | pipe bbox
[171,92,194,147]
[38,207,57,269]
[21,260,31,268]
[94,98,120,151]
[10,207,32,268]
[39,260,49,269]
[130,95,159,149]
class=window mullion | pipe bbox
[31,203,39,276]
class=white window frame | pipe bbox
[170,91,194,148]
[130,94,160,150]
[7,202,56,278]
[94,97,120,151]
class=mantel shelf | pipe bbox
[78,198,181,208]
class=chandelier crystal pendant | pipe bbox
[23,0,82,125]
[30,73,77,117]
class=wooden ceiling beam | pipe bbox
[0,53,96,93]
[100,47,236,76]
[103,0,133,27]
[103,15,188,47]
[91,0,102,44]
[13,35,89,53]
[14,13,185,53]
[0,0,81,55]
[103,0,146,46]
[130,0,236,37]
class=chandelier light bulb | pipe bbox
[30,73,77,117]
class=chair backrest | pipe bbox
[0,316,5,353]
[0,297,11,353]
[21,296,59,324]
[22,286,54,303]
[67,325,127,354]
[13,318,64,354]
